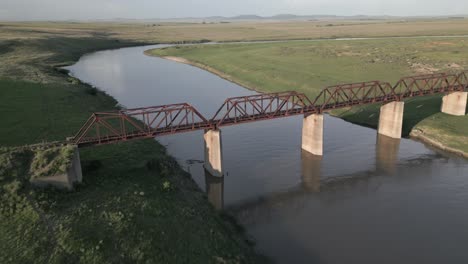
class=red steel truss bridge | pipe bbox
[71,71,468,147]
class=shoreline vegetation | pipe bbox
[147,38,468,158]
[410,129,468,159]
[1,20,468,262]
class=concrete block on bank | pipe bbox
[31,147,83,190]
[441,91,467,116]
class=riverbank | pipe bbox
[410,130,468,159]
[147,38,468,157]
[409,114,468,158]
[0,30,267,262]
[147,54,261,93]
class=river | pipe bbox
[66,44,468,264]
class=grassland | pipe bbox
[2,19,468,263]
[149,37,468,155]
[0,26,267,263]
[1,140,265,263]
[2,19,468,44]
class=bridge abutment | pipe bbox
[378,101,404,139]
[31,146,83,190]
[441,91,467,116]
[204,129,224,177]
[302,114,324,156]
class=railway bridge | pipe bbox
[70,71,467,178]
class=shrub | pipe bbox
[85,87,98,96]
[162,180,171,191]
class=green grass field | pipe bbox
[149,37,468,153]
[1,140,265,263]
[0,29,266,263]
[0,79,118,146]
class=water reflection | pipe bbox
[206,150,323,210]
[205,169,224,210]
[375,134,401,174]
[301,150,322,192]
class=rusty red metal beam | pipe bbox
[210,91,313,127]
[393,72,463,99]
[310,81,396,112]
[71,71,468,147]
[73,103,212,147]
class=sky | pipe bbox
[0,0,467,21]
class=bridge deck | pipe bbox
[71,71,468,147]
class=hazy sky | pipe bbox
[0,0,467,21]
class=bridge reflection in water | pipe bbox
[204,135,402,209]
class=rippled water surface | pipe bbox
[67,45,468,264]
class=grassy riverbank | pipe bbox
[0,28,266,263]
[148,37,468,155]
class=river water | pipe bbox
[66,44,468,264]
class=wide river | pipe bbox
[67,44,468,264]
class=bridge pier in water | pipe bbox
[378,101,405,139]
[441,91,467,116]
[301,114,324,156]
[204,129,224,177]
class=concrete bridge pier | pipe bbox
[204,129,224,177]
[441,91,467,116]
[302,114,324,156]
[378,101,405,139]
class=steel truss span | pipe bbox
[72,71,468,147]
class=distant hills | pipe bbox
[91,14,467,23]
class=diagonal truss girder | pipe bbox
[72,71,468,147]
